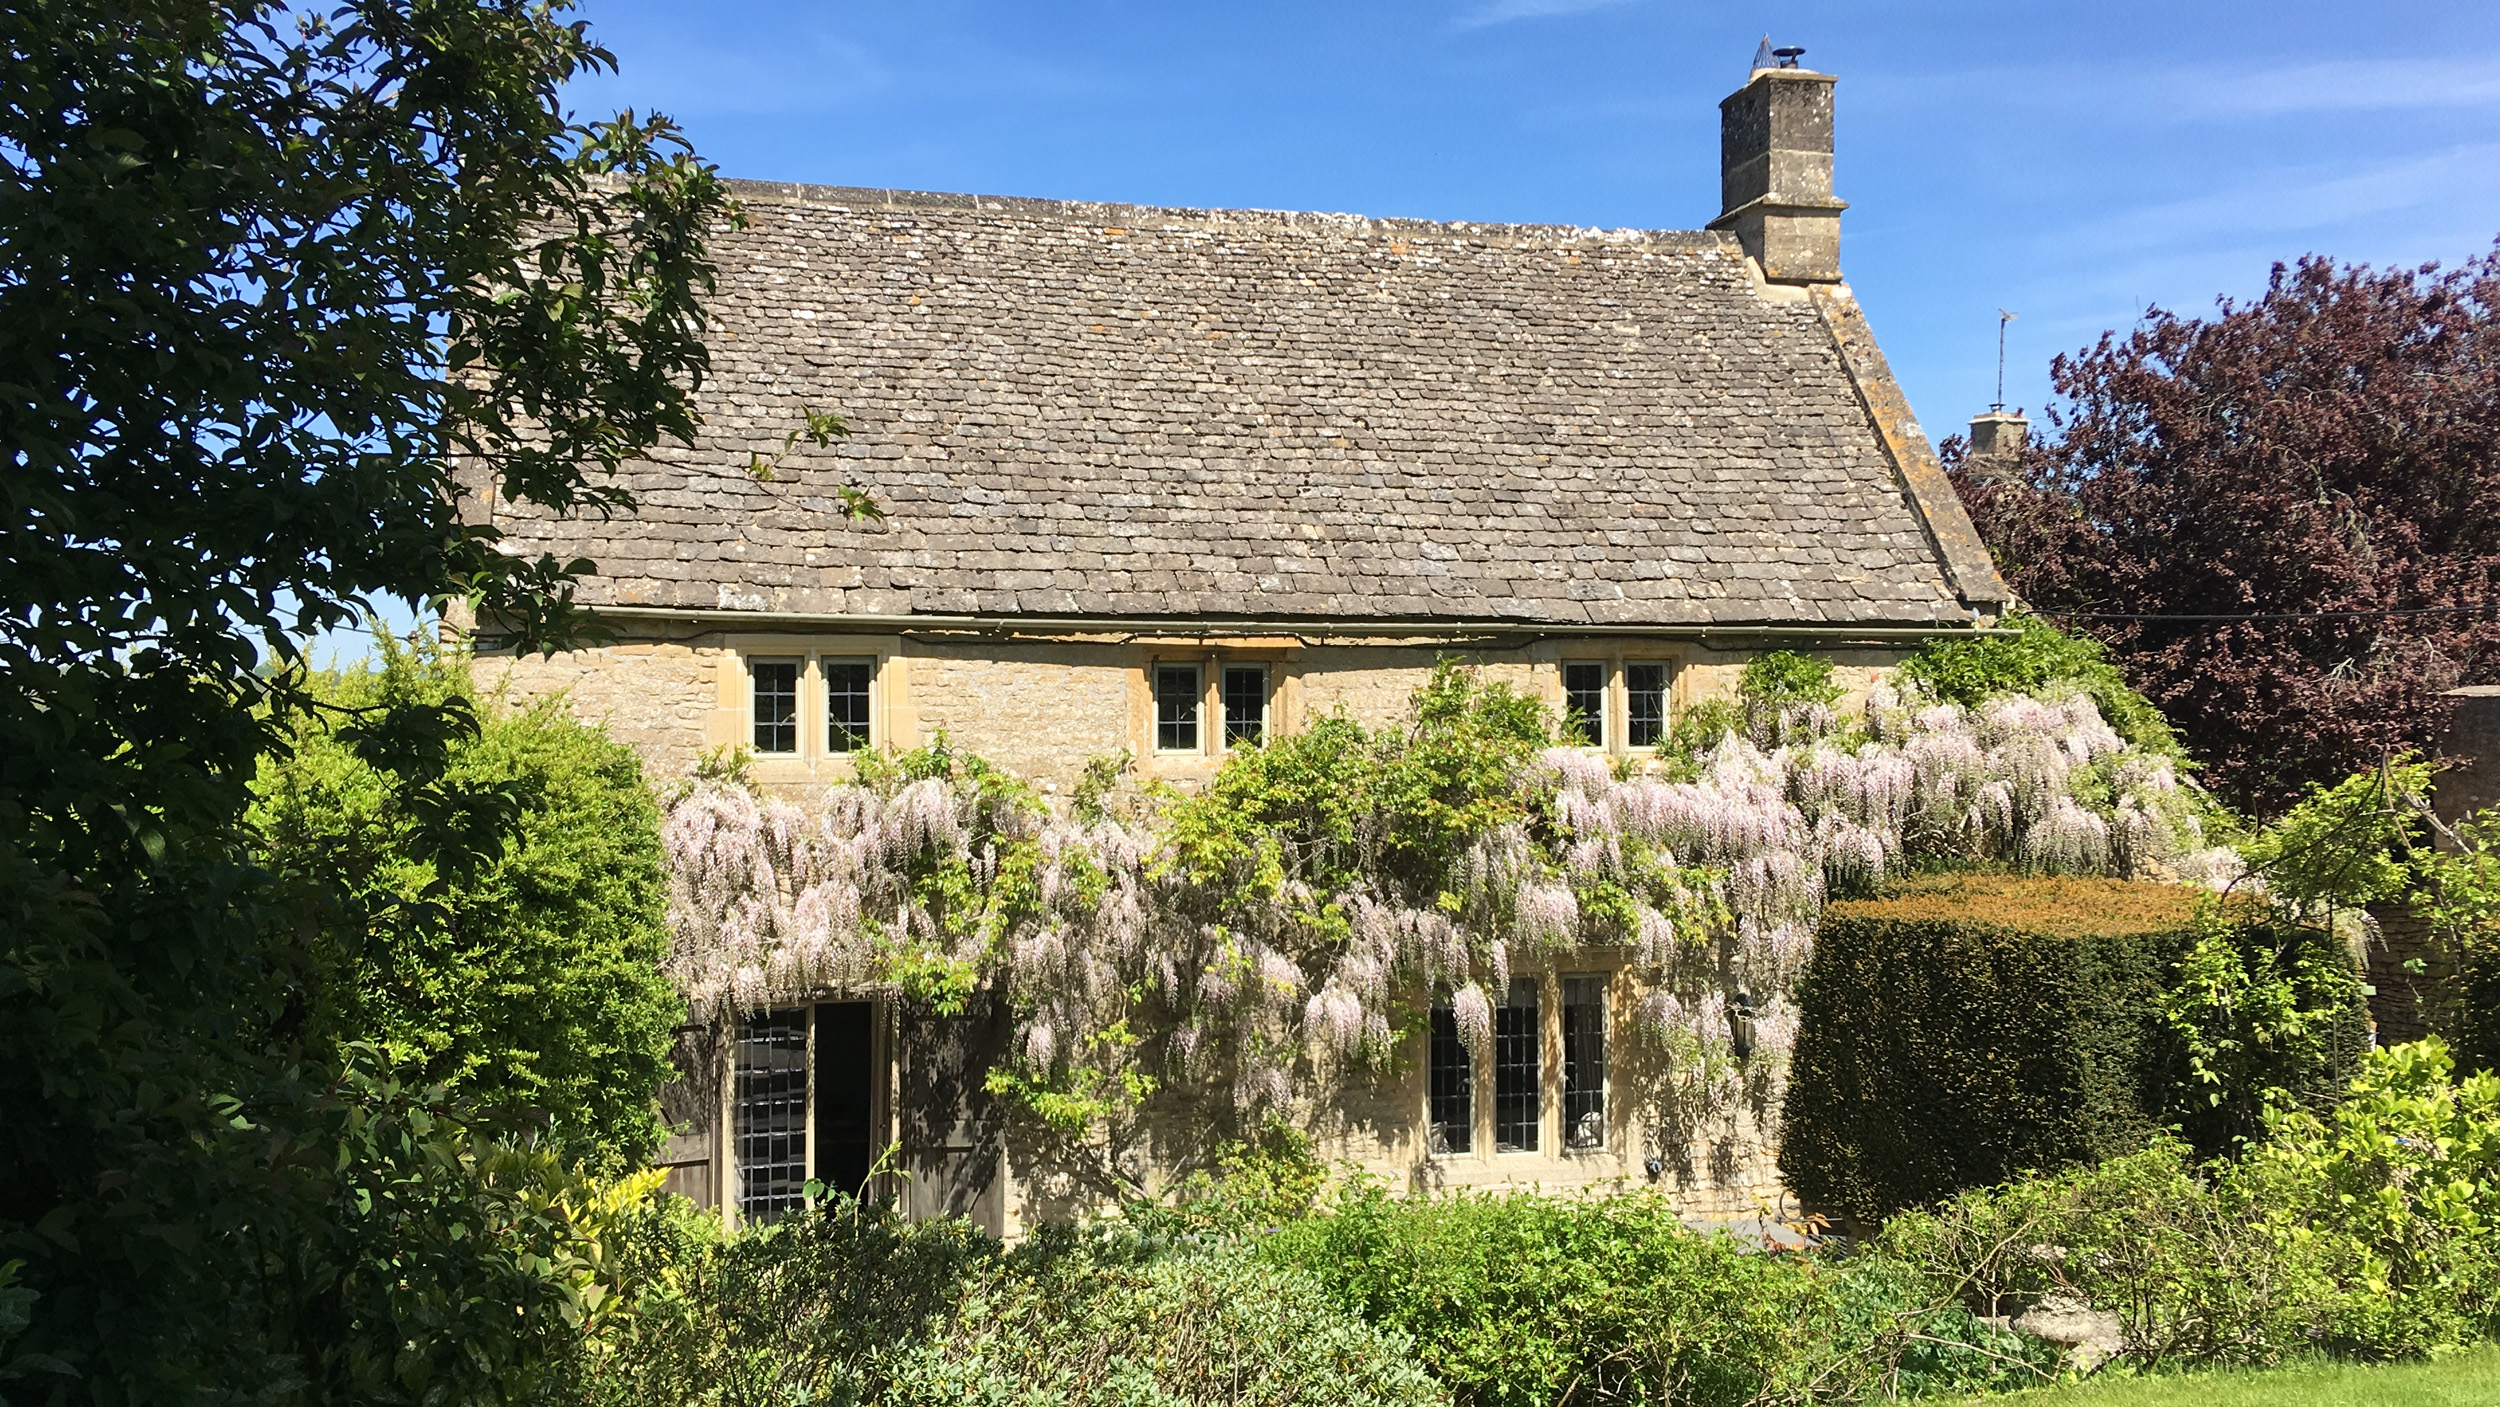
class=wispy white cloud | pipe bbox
[2185,58,2500,116]
[1452,0,1635,33]
[2059,142,2500,258]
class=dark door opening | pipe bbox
[814,1002,876,1198]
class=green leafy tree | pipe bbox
[0,0,736,1398]
[251,642,682,1172]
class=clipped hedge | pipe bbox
[1779,876,2361,1224]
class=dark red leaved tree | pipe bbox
[1951,245,2500,817]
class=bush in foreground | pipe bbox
[1884,1039,2500,1368]
[1258,1185,2051,1406]
[581,1197,1441,1407]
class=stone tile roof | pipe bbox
[482,182,2006,627]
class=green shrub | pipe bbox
[1259,1184,2050,1406]
[250,640,682,1171]
[1738,649,1845,744]
[891,1246,1445,1407]
[1883,1040,2500,1367]
[1781,876,2364,1222]
[583,1199,1438,1407]
[1899,612,2182,758]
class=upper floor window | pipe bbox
[1626,663,1668,750]
[1562,661,1607,747]
[752,659,801,754]
[745,650,882,761]
[1222,664,1269,746]
[825,658,874,754]
[1155,664,1202,752]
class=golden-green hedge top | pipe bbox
[1826,874,2223,940]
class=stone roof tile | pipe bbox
[483,183,1992,627]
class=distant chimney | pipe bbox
[1708,45,1846,284]
[1967,410,2028,461]
[1965,410,2029,484]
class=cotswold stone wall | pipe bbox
[476,626,1910,794]
[483,624,1910,1232]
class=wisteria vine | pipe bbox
[660,667,2218,1132]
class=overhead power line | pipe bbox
[2038,604,2500,624]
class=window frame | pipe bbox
[725,1001,891,1231]
[749,656,803,756]
[1551,653,1684,758]
[727,640,897,773]
[1492,981,1542,1154]
[1561,973,1609,1151]
[1221,662,1271,749]
[1152,661,1205,754]
[823,655,876,755]
[1561,659,1608,749]
[1136,646,1292,771]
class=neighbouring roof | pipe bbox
[480,181,2007,629]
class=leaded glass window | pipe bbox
[1428,1003,1472,1155]
[751,659,800,754]
[1222,664,1268,747]
[1562,662,1606,748]
[1494,982,1541,1152]
[734,1009,809,1224]
[825,657,873,754]
[1562,975,1607,1149]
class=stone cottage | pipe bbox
[466,53,2010,1233]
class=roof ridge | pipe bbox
[719,177,1735,250]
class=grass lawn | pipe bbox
[1956,1347,2500,1405]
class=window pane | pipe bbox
[735,1009,809,1225]
[1222,664,1268,747]
[1562,661,1606,747]
[825,658,873,754]
[1626,663,1667,749]
[1155,664,1201,752]
[1563,975,1607,1149]
[751,659,800,754]
[1494,982,1540,1153]
[1428,1004,1472,1155]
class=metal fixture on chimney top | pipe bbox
[1750,35,1775,72]
[1994,308,2018,413]
[1772,45,1806,68]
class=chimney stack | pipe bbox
[1965,410,2029,484]
[1709,42,1846,284]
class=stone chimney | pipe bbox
[1967,410,2029,461]
[1708,45,1847,284]
[1963,410,2028,485]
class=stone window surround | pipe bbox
[1130,640,1301,780]
[1549,650,1686,756]
[1428,968,1619,1163]
[716,634,907,782]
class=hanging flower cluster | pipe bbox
[659,668,2214,1130]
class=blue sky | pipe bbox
[323,0,2500,660]
[562,0,2500,428]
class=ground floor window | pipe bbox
[1427,973,1610,1158]
[733,1010,808,1223]
[732,1002,881,1225]
[1562,975,1608,1148]
[1428,1004,1472,1154]
[1494,983,1541,1152]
